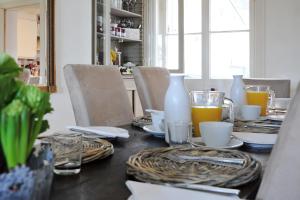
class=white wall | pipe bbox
[45,0,92,134]
[0,9,4,52]
[17,13,38,58]
[264,0,300,95]
[5,10,18,59]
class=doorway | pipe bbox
[0,0,47,86]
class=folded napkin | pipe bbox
[233,132,277,145]
[126,181,241,200]
[67,126,130,138]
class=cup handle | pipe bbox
[224,97,235,123]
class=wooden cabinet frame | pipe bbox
[39,0,56,92]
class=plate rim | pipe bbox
[143,125,165,136]
[191,137,244,149]
[232,132,277,145]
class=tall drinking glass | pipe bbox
[246,85,275,116]
[190,91,234,137]
[52,132,82,175]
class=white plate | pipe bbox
[67,126,129,138]
[232,132,277,145]
[236,116,267,122]
[143,125,165,137]
[191,137,243,149]
[266,114,285,122]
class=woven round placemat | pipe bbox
[127,146,261,188]
[39,136,114,164]
[132,116,152,128]
[82,138,114,164]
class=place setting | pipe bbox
[126,119,262,200]
[126,80,276,199]
[38,125,132,175]
[141,109,165,137]
[38,131,115,175]
[124,72,293,199]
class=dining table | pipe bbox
[49,123,272,200]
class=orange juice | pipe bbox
[191,106,222,137]
[246,91,269,116]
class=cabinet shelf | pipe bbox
[111,7,142,18]
[97,33,141,42]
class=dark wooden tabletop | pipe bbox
[50,125,266,200]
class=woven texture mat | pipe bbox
[127,146,261,188]
[82,138,114,163]
[234,120,280,134]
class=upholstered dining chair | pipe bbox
[133,66,169,114]
[243,78,291,98]
[64,65,134,127]
[256,83,300,200]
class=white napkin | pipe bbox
[126,181,241,200]
[233,132,277,145]
[67,126,129,138]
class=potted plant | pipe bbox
[0,53,53,200]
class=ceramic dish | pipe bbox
[143,125,165,138]
[191,137,243,149]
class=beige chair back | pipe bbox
[133,66,169,114]
[243,78,290,98]
[64,65,134,127]
[256,83,300,200]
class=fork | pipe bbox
[164,154,245,166]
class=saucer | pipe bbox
[232,132,277,145]
[191,137,243,149]
[266,114,285,122]
[143,125,165,138]
[236,116,267,122]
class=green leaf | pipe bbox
[19,108,30,164]
[40,120,50,134]
[0,53,23,110]
[0,53,21,76]
[1,99,27,116]
[0,100,29,169]
[0,75,19,109]
[16,85,53,116]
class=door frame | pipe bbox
[0,0,56,92]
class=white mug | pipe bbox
[146,109,165,132]
[241,105,261,121]
[200,122,233,147]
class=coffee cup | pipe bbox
[200,122,233,147]
[241,105,261,121]
[146,109,165,131]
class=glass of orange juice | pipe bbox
[190,91,234,137]
[246,85,275,116]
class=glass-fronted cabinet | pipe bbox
[93,0,144,74]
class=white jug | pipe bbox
[230,75,246,118]
[164,74,191,143]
